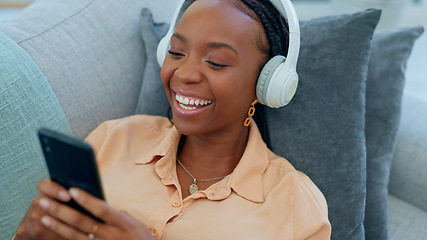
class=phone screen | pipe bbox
[38,128,104,222]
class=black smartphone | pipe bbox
[38,128,104,222]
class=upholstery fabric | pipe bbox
[363,27,424,240]
[266,10,380,240]
[134,9,170,117]
[136,8,381,240]
[0,32,71,240]
[388,195,427,239]
[388,92,427,212]
[0,0,178,138]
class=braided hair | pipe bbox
[237,0,290,58]
[233,0,290,149]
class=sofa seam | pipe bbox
[389,193,427,214]
[17,0,96,44]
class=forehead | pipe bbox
[174,0,263,47]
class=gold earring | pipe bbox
[244,99,258,127]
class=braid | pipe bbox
[237,0,289,148]
[239,0,289,58]
[253,104,272,149]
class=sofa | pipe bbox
[0,0,426,239]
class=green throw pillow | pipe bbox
[0,32,72,239]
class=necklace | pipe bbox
[176,158,228,195]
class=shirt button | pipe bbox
[151,229,158,236]
[172,201,181,207]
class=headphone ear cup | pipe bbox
[157,33,172,67]
[256,55,286,106]
[156,0,195,67]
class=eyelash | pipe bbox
[207,61,228,68]
[168,50,228,69]
[168,50,184,57]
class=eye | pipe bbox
[207,61,228,69]
[168,50,184,58]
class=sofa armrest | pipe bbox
[388,91,427,212]
[388,194,427,240]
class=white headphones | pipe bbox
[157,0,300,108]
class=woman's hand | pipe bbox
[35,187,155,240]
[15,178,72,240]
[15,179,155,240]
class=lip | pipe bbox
[172,89,214,117]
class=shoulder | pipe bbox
[263,152,331,238]
[264,151,327,208]
[89,115,172,138]
[263,151,299,184]
[103,114,172,132]
[85,115,174,154]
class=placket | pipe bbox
[145,174,183,239]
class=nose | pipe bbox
[173,56,203,84]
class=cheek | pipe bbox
[238,68,259,99]
[160,62,174,99]
[213,71,258,111]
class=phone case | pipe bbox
[38,128,104,222]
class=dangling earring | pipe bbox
[244,99,258,127]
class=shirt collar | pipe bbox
[134,122,270,203]
[134,125,180,165]
[228,122,269,203]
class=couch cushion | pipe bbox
[388,92,427,212]
[0,0,179,138]
[136,8,381,240]
[388,194,427,240]
[363,26,424,240]
[0,32,72,240]
[134,8,170,116]
[265,10,380,240]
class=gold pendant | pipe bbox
[189,183,199,195]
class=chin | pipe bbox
[172,117,205,136]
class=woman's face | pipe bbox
[161,0,268,136]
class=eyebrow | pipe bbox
[172,33,239,56]
[206,42,239,56]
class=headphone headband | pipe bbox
[269,0,300,69]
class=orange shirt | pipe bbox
[85,115,331,240]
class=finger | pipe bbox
[70,188,155,239]
[37,178,71,202]
[16,195,63,240]
[69,188,120,225]
[38,196,104,236]
[41,215,91,240]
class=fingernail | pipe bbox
[69,188,79,199]
[41,216,52,227]
[58,190,71,201]
[39,198,49,210]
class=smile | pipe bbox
[175,94,213,110]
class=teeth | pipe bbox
[179,103,196,110]
[175,94,212,107]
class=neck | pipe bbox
[177,126,250,179]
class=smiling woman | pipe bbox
[14,0,331,239]
[161,0,267,139]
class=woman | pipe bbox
[15,0,331,239]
